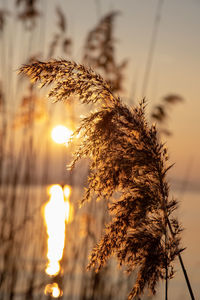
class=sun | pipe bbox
[51,125,73,145]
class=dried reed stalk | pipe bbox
[83,11,127,93]
[19,60,193,299]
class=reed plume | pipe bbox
[19,60,183,299]
[48,7,72,58]
[16,0,40,28]
[83,11,127,93]
[151,94,184,136]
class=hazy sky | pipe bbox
[3,0,200,185]
[56,0,200,185]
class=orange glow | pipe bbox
[44,283,63,298]
[51,125,73,145]
[43,184,73,277]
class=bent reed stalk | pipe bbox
[19,60,195,300]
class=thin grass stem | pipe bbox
[167,217,195,300]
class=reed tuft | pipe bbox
[19,60,183,299]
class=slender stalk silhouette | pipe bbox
[141,0,164,98]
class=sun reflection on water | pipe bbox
[44,283,63,298]
[43,184,73,297]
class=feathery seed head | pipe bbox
[19,60,182,299]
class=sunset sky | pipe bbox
[4,0,200,185]
[56,0,200,186]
